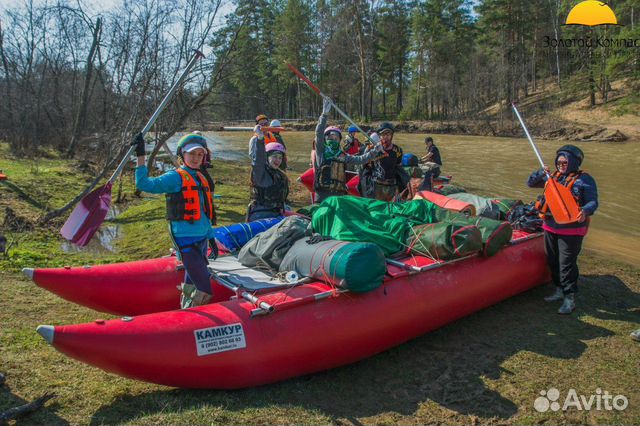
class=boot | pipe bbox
[180,283,196,309]
[191,289,212,307]
[558,293,575,315]
[630,329,640,342]
[544,287,564,302]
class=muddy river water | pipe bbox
[166,131,640,266]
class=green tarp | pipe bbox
[311,196,438,256]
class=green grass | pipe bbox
[0,143,639,425]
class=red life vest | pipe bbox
[165,168,215,223]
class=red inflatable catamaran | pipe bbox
[34,230,548,389]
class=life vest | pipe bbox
[166,168,215,223]
[377,144,403,181]
[250,166,289,211]
[315,157,347,193]
[535,170,583,219]
[342,136,361,155]
[263,131,277,144]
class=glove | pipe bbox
[208,239,219,260]
[322,97,332,116]
[131,132,145,157]
[369,133,383,153]
[254,124,264,139]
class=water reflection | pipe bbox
[60,205,122,253]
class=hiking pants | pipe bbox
[544,231,584,294]
[178,238,212,294]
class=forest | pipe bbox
[0,0,638,156]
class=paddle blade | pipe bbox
[60,183,113,246]
[544,180,581,224]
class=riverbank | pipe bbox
[197,80,639,143]
[0,145,638,425]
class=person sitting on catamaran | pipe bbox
[134,133,217,309]
[246,125,289,222]
[527,144,598,315]
[313,98,379,203]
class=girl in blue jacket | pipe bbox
[134,133,217,308]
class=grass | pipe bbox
[0,143,639,425]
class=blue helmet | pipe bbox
[402,153,419,167]
[348,125,358,133]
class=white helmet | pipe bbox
[269,119,281,127]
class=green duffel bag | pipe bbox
[436,210,513,257]
[279,238,386,292]
[405,222,482,260]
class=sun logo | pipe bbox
[565,1,619,26]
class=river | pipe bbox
[165,131,640,267]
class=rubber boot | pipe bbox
[558,293,575,315]
[544,287,564,302]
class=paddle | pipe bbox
[220,126,286,132]
[511,103,580,224]
[286,63,379,148]
[61,49,205,246]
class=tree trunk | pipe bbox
[66,17,102,158]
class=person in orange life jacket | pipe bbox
[247,124,289,222]
[527,144,598,315]
[249,114,278,162]
[359,122,411,201]
[313,98,379,203]
[133,133,217,309]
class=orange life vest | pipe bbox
[535,170,582,219]
[165,168,214,223]
[263,131,277,144]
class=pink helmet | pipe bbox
[265,142,286,154]
[324,126,342,139]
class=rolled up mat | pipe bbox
[213,217,284,252]
[406,222,482,260]
[413,190,476,216]
[279,238,386,292]
[435,210,513,257]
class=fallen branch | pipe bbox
[0,393,56,423]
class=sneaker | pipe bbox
[544,287,564,302]
[558,294,575,315]
[631,329,640,342]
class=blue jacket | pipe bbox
[135,165,216,244]
[527,168,598,232]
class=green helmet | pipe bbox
[176,133,208,157]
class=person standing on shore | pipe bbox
[134,133,217,309]
[527,144,598,315]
